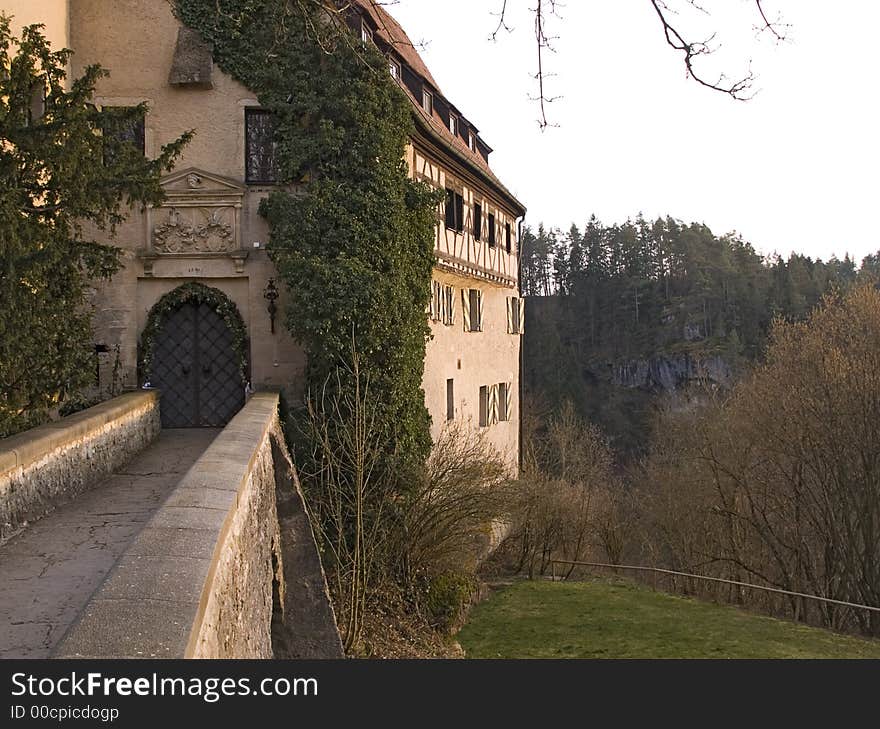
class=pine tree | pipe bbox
[0,18,190,436]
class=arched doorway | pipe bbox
[141,283,248,428]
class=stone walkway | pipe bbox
[0,429,219,659]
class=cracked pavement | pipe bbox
[0,429,219,658]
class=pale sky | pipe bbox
[387,1,880,263]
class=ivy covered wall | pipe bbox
[174,0,438,484]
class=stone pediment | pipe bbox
[160,167,246,199]
[146,168,246,263]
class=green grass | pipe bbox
[458,580,880,659]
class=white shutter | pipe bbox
[506,297,513,333]
[462,289,470,331]
[489,384,498,425]
[478,290,485,332]
[506,381,513,422]
[519,297,525,334]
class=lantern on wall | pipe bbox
[263,278,279,334]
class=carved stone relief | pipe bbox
[153,206,236,254]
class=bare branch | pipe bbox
[754,0,789,42]
[649,0,756,100]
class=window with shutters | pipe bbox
[479,385,489,427]
[473,202,482,240]
[449,113,458,136]
[422,88,433,115]
[488,214,496,247]
[468,289,482,331]
[444,188,464,232]
[498,382,510,421]
[245,109,280,184]
[431,281,442,322]
[361,22,374,44]
[389,58,401,80]
[446,379,455,421]
[442,285,455,326]
[509,297,521,334]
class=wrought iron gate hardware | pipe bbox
[151,301,244,427]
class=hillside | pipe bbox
[521,216,876,456]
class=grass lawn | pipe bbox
[458,580,880,659]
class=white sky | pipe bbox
[386,1,880,263]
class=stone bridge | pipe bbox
[0,391,343,659]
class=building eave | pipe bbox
[410,110,526,219]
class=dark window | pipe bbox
[446,379,455,421]
[449,113,458,136]
[479,385,489,427]
[422,88,433,115]
[473,203,482,240]
[245,108,280,184]
[27,83,46,125]
[401,64,423,101]
[445,188,464,232]
[498,383,509,422]
[505,222,512,253]
[102,107,145,165]
[488,214,496,247]
[469,289,481,331]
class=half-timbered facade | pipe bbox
[358,4,527,471]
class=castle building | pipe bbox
[2,1,526,471]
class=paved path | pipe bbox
[0,429,219,659]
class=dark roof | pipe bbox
[355,1,525,215]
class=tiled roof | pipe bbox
[357,1,442,92]
[355,1,524,214]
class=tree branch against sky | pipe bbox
[486,0,789,127]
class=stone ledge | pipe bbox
[54,392,282,659]
[0,392,162,540]
[0,392,160,476]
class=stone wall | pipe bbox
[0,392,161,541]
[55,391,343,659]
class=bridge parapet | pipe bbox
[55,391,343,659]
[0,392,161,541]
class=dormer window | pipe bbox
[422,88,433,115]
[449,113,458,137]
[468,130,476,151]
[389,58,401,80]
[361,22,373,44]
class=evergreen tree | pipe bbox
[0,18,189,436]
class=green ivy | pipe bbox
[139,282,248,383]
[174,1,438,486]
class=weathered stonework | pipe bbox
[0,392,161,541]
[168,25,214,89]
[55,392,343,659]
[188,423,280,658]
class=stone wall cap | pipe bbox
[0,391,159,476]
